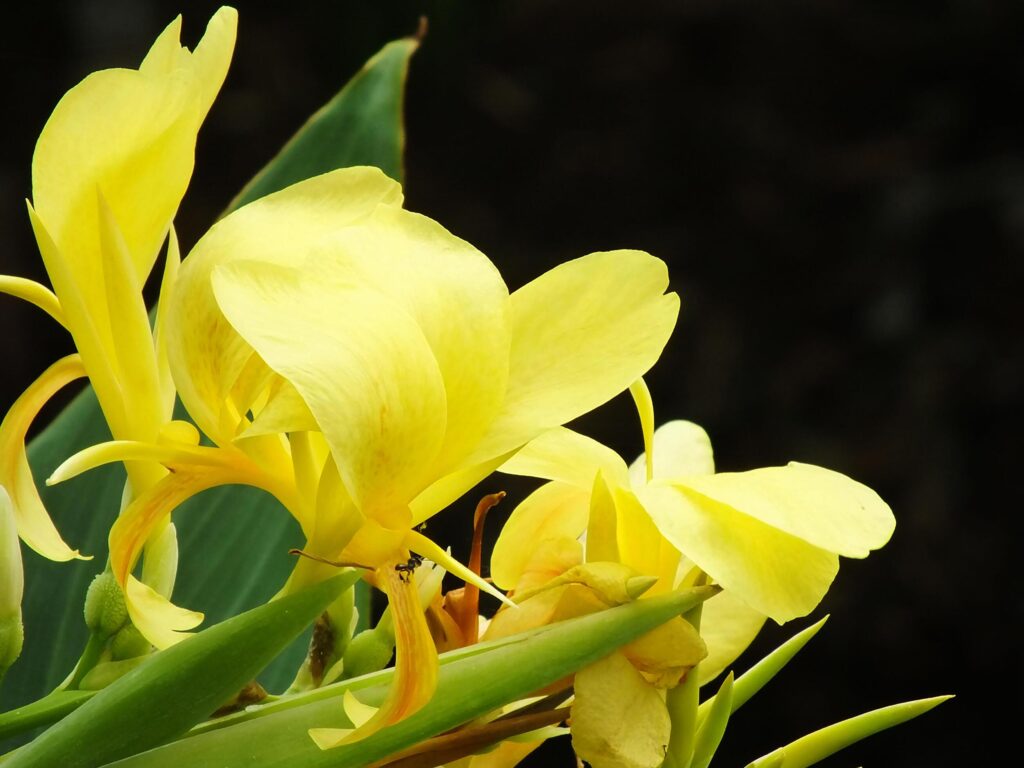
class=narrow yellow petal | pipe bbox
[342,690,378,728]
[406,529,515,609]
[696,589,767,686]
[124,575,202,649]
[0,276,65,328]
[675,462,895,558]
[629,379,655,483]
[586,471,619,563]
[613,487,680,594]
[153,225,182,416]
[47,439,237,486]
[475,250,679,461]
[490,482,590,591]
[409,449,516,525]
[0,355,88,561]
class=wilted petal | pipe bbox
[571,651,672,768]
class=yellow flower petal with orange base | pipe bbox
[0,355,88,561]
[310,556,439,749]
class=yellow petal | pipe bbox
[484,582,608,641]
[0,276,65,328]
[490,482,590,591]
[696,589,766,686]
[32,8,236,295]
[675,462,895,558]
[586,471,619,563]
[212,260,447,519]
[406,530,514,609]
[124,575,202,649]
[639,483,839,622]
[629,379,655,483]
[613,487,679,594]
[629,420,715,486]
[243,380,318,437]
[500,427,628,490]
[622,616,706,688]
[409,449,516,526]
[474,250,679,461]
[0,355,88,561]
[571,651,672,768]
[168,166,402,444]
[153,225,182,417]
[47,439,238,486]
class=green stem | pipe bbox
[66,631,108,690]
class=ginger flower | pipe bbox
[0,8,237,564]
[52,166,679,744]
[492,380,896,768]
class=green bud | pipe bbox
[84,571,129,638]
[0,614,24,678]
[1,487,25,679]
[109,624,151,660]
[341,625,395,679]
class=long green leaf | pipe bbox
[0,690,92,743]
[744,695,953,768]
[227,35,420,211]
[3,573,358,768]
[4,33,418,714]
[109,586,720,768]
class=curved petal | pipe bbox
[31,8,236,297]
[696,590,767,687]
[0,276,65,328]
[674,463,895,558]
[0,355,88,561]
[473,250,679,462]
[639,483,839,623]
[168,166,402,444]
[613,487,680,594]
[213,260,447,521]
[490,481,590,591]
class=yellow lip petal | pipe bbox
[124,574,203,649]
[500,426,629,490]
[0,355,88,561]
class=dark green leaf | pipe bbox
[3,572,358,768]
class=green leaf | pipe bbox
[691,672,733,768]
[108,586,720,768]
[697,616,828,728]
[744,695,953,768]
[2,572,358,768]
[4,33,419,714]
[0,690,92,743]
[227,35,420,212]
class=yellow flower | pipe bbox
[0,8,237,564]
[52,165,679,742]
[491,380,895,768]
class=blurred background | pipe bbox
[2,1,1020,765]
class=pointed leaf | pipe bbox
[690,672,733,768]
[2,572,358,768]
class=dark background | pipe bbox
[2,1,1019,765]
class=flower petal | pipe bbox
[490,482,590,591]
[629,420,715,486]
[639,483,839,622]
[0,276,65,328]
[0,355,88,561]
[168,166,402,444]
[500,427,628,490]
[697,589,766,686]
[212,260,447,520]
[571,651,672,768]
[675,462,895,558]
[474,250,679,461]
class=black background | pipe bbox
[2,2,1020,765]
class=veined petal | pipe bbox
[47,439,240,486]
[473,250,679,461]
[32,8,236,298]
[639,483,839,623]
[0,276,65,328]
[571,651,672,768]
[675,463,895,558]
[0,355,87,561]
[629,420,715,486]
[491,481,590,591]
[168,166,402,444]
[310,557,439,748]
[243,380,318,438]
[500,427,629,490]
[213,261,447,520]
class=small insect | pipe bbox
[394,553,424,582]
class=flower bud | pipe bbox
[84,570,129,638]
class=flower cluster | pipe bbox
[0,9,942,768]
